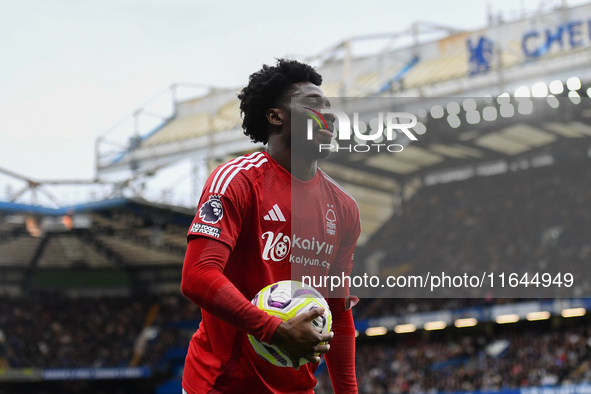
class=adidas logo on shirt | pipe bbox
[264,204,286,222]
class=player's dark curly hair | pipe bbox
[238,59,322,144]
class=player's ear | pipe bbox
[266,108,283,126]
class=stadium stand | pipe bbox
[1,294,148,368]
[316,315,591,394]
[3,290,591,394]
[0,198,193,297]
[353,153,591,299]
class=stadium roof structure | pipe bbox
[93,1,591,245]
[0,197,193,296]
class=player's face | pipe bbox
[284,82,335,160]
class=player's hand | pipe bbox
[271,307,334,369]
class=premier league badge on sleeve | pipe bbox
[199,195,224,224]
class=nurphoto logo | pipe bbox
[305,108,418,153]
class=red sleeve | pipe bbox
[324,297,358,393]
[180,236,282,344]
[187,162,252,249]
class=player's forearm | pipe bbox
[181,238,282,343]
[324,299,358,394]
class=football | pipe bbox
[248,280,332,368]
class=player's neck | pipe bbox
[267,146,317,181]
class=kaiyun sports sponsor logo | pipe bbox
[304,107,418,153]
[261,231,334,263]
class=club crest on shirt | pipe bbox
[325,205,336,236]
[199,195,223,224]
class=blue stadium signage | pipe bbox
[521,20,591,58]
[467,16,591,74]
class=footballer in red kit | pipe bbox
[181,59,360,393]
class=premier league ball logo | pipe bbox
[199,195,223,224]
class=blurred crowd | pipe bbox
[4,291,591,394]
[139,293,200,367]
[316,318,591,393]
[0,292,198,369]
[0,294,148,368]
[357,161,591,299]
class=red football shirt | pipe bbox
[183,151,360,393]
